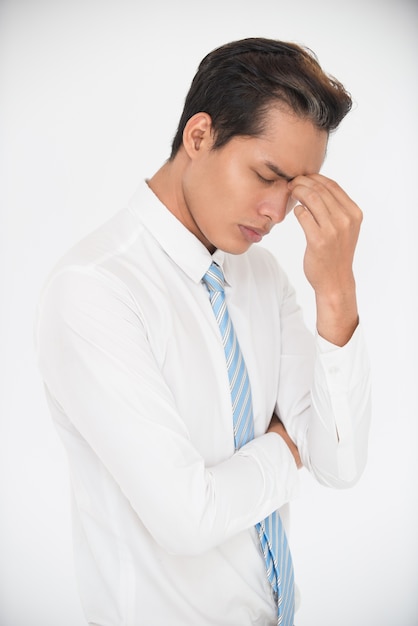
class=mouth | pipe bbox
[238,224,269,244]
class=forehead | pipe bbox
[247,105,328,176]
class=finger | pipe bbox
[302,175,364,233]
[289,178,336,227]
[290,174,360,217]
[306,174,354,207]
[293,202,321,236]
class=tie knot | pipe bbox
[202,262,225,293]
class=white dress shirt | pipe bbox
[36,181,371,626]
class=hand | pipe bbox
[267,414,302,469]
[288,174,362,346]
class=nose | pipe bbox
[259,190,296,225]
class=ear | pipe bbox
[182,112,214,159]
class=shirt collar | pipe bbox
[128,180,229,284]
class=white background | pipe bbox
[1,0,417,624]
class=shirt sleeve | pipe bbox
[36,266,299,556]
[275,274,371,488]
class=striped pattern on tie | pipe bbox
[202,262,295,626]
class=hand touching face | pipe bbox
[289,174,362,296]
[179,107,328,254]
[289,174,362,345]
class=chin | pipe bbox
[216,240,252,255]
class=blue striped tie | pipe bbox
[203,262,295,626]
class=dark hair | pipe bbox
[170,37,352,158]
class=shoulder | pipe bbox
[48,208,143,276]
[37,209,145,329]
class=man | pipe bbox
[36,38,371,625]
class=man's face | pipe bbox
[181,106,328,254]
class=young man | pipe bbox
[37,38,371,625]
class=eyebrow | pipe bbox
[264,161,295,182]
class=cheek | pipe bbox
[212,154,252,201]
[193,153,253,220]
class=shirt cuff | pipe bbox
[315,323,369,391]
[315,321,362,354]
[241,432,300,510]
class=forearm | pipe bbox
[299,325,371,487]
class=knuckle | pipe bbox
[354,205,363,223]
[326,178,340,194]
[345,205,363,229]
[305,188,321,205]
[339,213,351,229]
[310,180,324,195]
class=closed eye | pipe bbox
[256,173,276,185]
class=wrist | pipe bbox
[268,417,302,469]
[315,286,359,347]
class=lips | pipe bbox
[238,224,270,243]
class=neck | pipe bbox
[147,151,216,254]
[147,152,187,222]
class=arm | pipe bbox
[273,173,371,485]
[277,312,371,488]
[36,267,299,555]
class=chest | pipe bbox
[138,268,282,465]
[109,235,282,464]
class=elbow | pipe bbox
[131,469,223,557]
[321,467,365,490]
[139,491,221,556]
[310,447,368,490]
